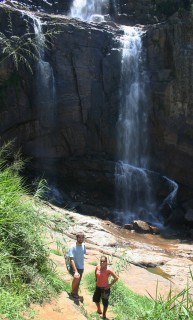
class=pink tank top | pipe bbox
[96,266,112,287]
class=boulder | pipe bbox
[133,220,153,234]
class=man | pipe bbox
[68,231,86,299]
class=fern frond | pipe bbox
[7,11,13,35]
[11,51,19,70]
[0,13,60,73]
[18,54,33,73]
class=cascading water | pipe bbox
[68,1,178,226]
[160,177,178,210]
[29,14,59,199]
[69,0,118,22]
[115,26,161,225]
[33,17,56,127]
[115,27,179,226]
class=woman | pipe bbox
[93,255,118,319]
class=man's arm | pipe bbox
[70,257,80,277]
[70,257,77,272]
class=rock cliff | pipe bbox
[1,1,193,225]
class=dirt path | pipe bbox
[29,242,172,320]
[30,247,116,320]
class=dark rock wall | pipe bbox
[0,6,122,201]
[1,2,193,211]
[145,12,193,198]
[29,19,122,196]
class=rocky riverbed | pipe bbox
[47,204,193,297]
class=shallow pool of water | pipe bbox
[147,266,172,280]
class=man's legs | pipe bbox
[72,276,81,295]
[71,269,83,297]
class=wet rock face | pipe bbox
[0,5,122,204]
[117,0,192,24]
[145,12,193,194]
[8,0,72,14]
[3,0,191,25]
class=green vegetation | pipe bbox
[85,262,193,320]
[50,248,63,256]
[89,261,98,266]
[0,143,69,319]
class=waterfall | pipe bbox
[69,0,118,22]
[117,27,148,166]
[68,1,178,226]
[33,17,56,127]
[115,26,161,225]
[160,177,178,209]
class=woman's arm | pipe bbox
[95,266,98,282]
[108,270,118,287]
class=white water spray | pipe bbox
[33,17,56,126]
[161,177,178,208]
[68,2,178,225]
[115,26,160,225]
[69,0,118,22]
[115,26,179,226]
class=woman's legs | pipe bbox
[93,287,102,313]
[95,302,102,314]
[102,305,108,318]
[102,288,110,318]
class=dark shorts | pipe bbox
[93,286,110,307]
[69,267,84,280]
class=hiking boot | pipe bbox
[71,293,79,299]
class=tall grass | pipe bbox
[0,143,69,319]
